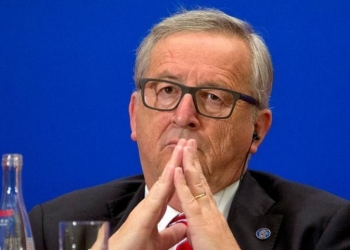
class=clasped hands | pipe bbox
[109,139,240,250]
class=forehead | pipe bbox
[146,32,252,90]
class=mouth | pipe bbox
[164,138,201,151]
[166,139,179,147]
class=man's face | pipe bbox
[129,32,270,193]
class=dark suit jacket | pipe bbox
[29,170,350,250]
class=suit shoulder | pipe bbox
[30,174,144,216]
[53,174,142,200]
[249,170,349,209]
[29,175,145,250]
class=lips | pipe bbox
[164,137,201,151]
[166,139,179,147]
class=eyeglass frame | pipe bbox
[138,78,259,119]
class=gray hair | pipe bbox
[134,8,273,109]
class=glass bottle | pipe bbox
[0,154,35,250]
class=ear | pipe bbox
[129,92,138,141]
[250,109,272,154]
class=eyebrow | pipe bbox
[156,76,230,89]
[201,82,227,88]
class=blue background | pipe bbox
[1,0,349,211]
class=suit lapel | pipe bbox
[107,182,145,234]
[228,171,283,250]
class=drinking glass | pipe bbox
[59,221,109,250]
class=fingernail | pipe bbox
[178,139,186,146]
[192,139,197,148]
[187,139,196,148]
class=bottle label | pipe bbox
[0,209,13,227]
[0,210,15,249]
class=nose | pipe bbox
[172,94,200,129]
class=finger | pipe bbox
[137,164,175,226]
[182,142,207,203]
[142,141,185,224]
[108,158,180,249]
[158,223,187,249]
[165,139,186,170]
[187,139,215,202]
[150,140,185,198]
[183,139,215,205]
[174,167,203,215]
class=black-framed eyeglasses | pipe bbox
[138,78,258,119]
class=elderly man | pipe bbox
[30,9,350,250]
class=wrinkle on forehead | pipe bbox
[146,32,252,92]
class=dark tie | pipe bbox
[168,213,193,250]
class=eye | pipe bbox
[197,89,233,108]
[199,91,223,103]
[208,93,219,101]
[161,86,175,94]
[155,82,181,97]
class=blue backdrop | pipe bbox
[1,0,349,211]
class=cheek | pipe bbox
[211,125,238,153]
[134,111,174,185]
[136,112,159,142]
[134,109,171,153]
[134,114,160,163]
[208,117,252,157]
